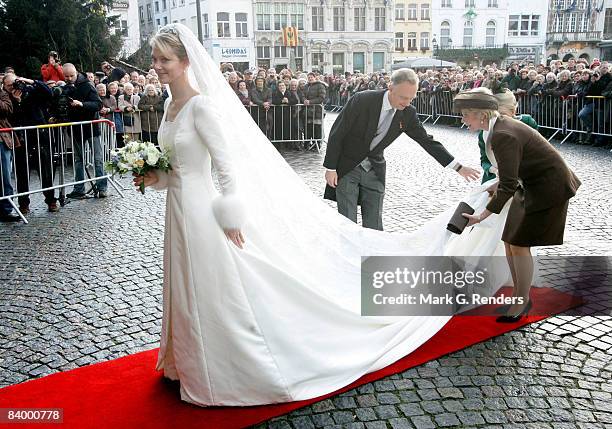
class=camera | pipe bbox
[49,84,73,123]
[13,79,28,91]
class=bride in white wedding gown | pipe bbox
[135,24,510,407]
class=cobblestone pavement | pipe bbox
[1,115,611,428]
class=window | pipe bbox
[488,0,498,6]
[333,7,345,31]
[274,4,288,31]
[486,20,496,47]
[353,52,365,73]
[155,1,159,13]
[162,0,167,10]
[179,0,185,6]
[440,21,451,46]
[312,6,324,31]
[235,13,248,37]
[257,46,271,58]
[407,32,417,49]
[465,0,475,7]
[289,4,304,30]
[441,0,452,7]
[552,13,562,32]
[147,4,152,22]
[421,3,429,20]
[163,16,168,25]
[156,18,161,27]
[139,5,144,23]
[375,7,385,31]
[567,12,577,32]
[395,4,405,20]
[203,14,209,38]
[115,19,128,37]
[312,52,324,69]
[332,53,345,74]
[605,8,612,37]
[217,12,230,37]
[509,14,539,36]
[407,4,417,20]
[463,20,473,47]
[256,3,272,30]
[531,15,540,35]
[354,7,366,31]
[274,44,288,58]
[373,52,384,72]
[420,32,429,49]
[395,32,404,50]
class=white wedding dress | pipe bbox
[149,24,511,407]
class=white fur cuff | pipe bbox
[212,194,247,229]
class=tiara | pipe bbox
[159,24,180,35]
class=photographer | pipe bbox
[2,73,58,213]
[40,51,65,83]
[100,61,126,86]
[61,63,106,199]
[0,85,19,222]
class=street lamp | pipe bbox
[432,36,440,68]
[326,39,331,73]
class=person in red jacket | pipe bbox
[40,51,65,83]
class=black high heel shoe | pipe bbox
[496,300,532,323]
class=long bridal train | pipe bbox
[150,23,516,407]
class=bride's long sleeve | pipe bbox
[193,97,246,229]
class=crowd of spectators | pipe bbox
[221,63,327,144]
[0,51,167,221]
[1,52,610,222]
[318,57,612,147]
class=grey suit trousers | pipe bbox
[336,164,385,231]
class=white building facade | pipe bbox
[431,0,507,48]
[506,0,548,64]
[166,0,256,70]
[108,0,141,57]
[303,0,394,74]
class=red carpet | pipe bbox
[0,287,582,429]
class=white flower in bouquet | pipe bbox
[105,138,172,194]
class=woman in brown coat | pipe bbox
[454,88,581,323]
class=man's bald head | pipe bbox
[62,63,78,84]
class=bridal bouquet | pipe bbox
[105,138,172,194]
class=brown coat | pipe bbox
[0,90,18,149]
[486,116,581,215]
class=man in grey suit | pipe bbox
[324,68,479,230]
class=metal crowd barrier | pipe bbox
[246,103,325,152]
[0,119,123,224]
[105,103,327,153]
[405,91,612,146]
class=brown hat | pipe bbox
[452,90,498,113]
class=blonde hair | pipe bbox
[494,89,517,117]
[462,108,499,121]
[150,31,188,61]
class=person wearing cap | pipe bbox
[243,69,255,90]
[455,87,581,323]
[41,51,64,83]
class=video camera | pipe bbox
[49,84,74,123]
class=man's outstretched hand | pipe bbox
[458,166,480,182]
